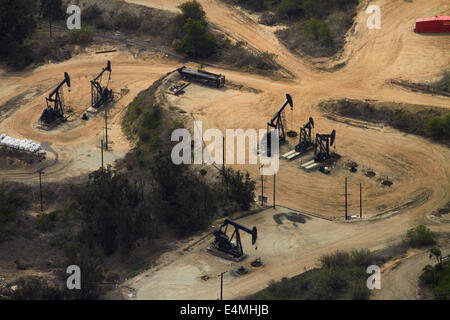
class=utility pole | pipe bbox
[38,169,45,212]
[261,173,264,207]
[360,183,362,219]
[101,139,104,171]
[104,108,108,151]
[273,174,276,208]
[222,136,225,173]
[220,271,227,300]
[345,177,348,221]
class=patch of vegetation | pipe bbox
[36,210,58,232]
[0,0,37,69]
[73,167,156,257]
[172,1,217,58]
[113,11,141,31]
[406,225,436,248]
[248,249,381,299]
[0,187,24,242]
[221,167,256,211]
[1,276,65,300]
[215,39,279,72]
[0,198,16,242]
[68,26,94,45]
[420,248,450,299]
[319,99,450,143]
[223,0,358,57]
[122,78,256,236]
[173,18,217,58]
[431,69,450,93]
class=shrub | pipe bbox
[350,249,376,268]
[320,250,351,269]
[173,18,217,58]
[7,277,65,300]
[350,280,370,300]
[276,0,303,19]
[304,17,334,47]
[6,44,35,70]
[82,4,103,23]
[139,18,160,35]
[36,210,58,231]
[221,168,256,211]
[113,12,141,31]
[75,167,155,256]
[431,70,450,93]
[425,114,450,141]
[406,225,436,248]
[0,189,18,242]
[68,26,94,45]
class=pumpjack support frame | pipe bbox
[210,218,257,260]
[267,94,293,157]
[295,117,315,153]
[91,60,113,109]
[314,129,336,162]
[40,72,71,126]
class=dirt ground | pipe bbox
[372,246,450,300]
[1,0,449,299]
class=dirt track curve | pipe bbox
[0,0,449,299]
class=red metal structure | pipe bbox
[415,16,450,33]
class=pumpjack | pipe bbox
[314,129,336,162]
[267,94,293,157]
[210,219,257,259]
[295,117,315,153]
[91,60,113,109]
[40,72,70,126]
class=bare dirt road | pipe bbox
[372,246,450,300]
[0,0,449,299]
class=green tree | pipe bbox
[0,0,37,58]
[276,0,303,19]
[40,0,63,38]
[178,0,206,22]
[221,168,256,211]
[75,167,155,256]
[172,18,217,58]
[173,0,207,36]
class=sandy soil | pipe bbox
[0,0,449,299]
[0,50,177,181]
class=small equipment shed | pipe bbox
[415,16,450,33]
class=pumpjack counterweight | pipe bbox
[267,94,293,157]
[40,72,70,126]
[210,219,257,260]
[91,60,113,109]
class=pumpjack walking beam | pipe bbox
[91,60,112,109]
[267,94,293,156]
[40,72,71,125]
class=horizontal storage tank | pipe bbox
[415,16,450,33]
